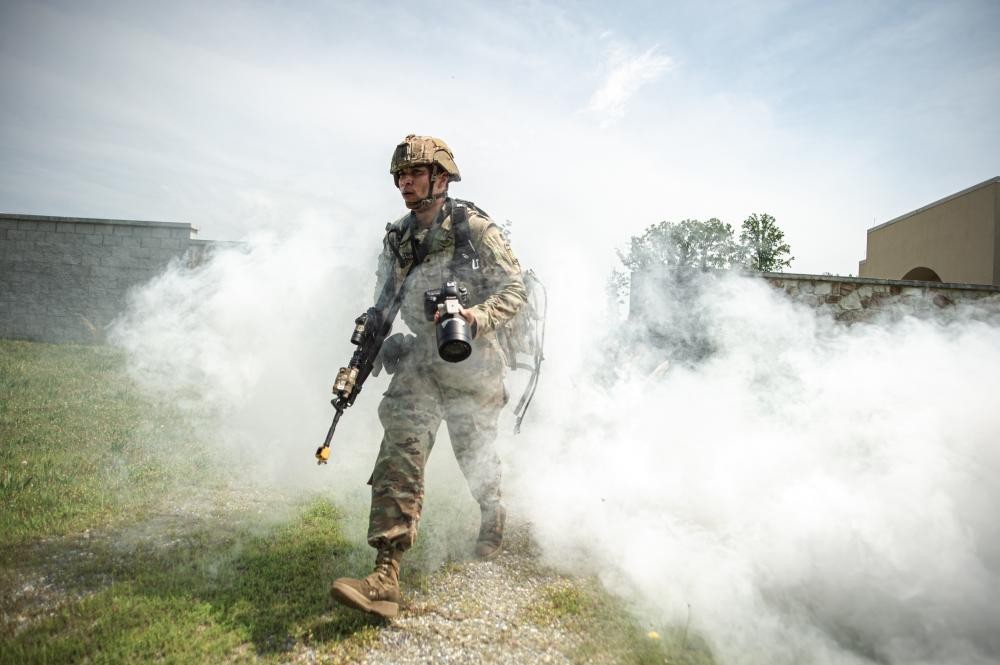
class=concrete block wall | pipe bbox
[0,213,198,343]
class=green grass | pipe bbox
[526,580,716,665]
[0,340,381,662]
[3,499,384,664]
[0,339,214,548]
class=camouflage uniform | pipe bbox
[367,200,526,550]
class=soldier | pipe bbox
[330,135,526,618]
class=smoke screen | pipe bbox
[112,217,1000,665]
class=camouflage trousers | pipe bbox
[367,337,508,550]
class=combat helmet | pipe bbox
[390,134,461,185]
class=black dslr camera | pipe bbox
[424,281,472,362]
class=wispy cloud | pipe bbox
[586,44,673,124]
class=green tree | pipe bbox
[609,218,741,301]
[739,212,793,272]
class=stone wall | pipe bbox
[629,269,1000,325]
[0,213,199,344]
[758,272,1000,322]
[624,269,1000,373]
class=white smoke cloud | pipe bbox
[510,271,1000,664]
[110,218,1000,664]
[109,213,385,489]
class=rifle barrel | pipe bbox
[323,403,345,447]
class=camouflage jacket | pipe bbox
[374,199,526,348]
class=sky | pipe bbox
[1,0,998,276]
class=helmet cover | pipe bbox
[390,134,461,182]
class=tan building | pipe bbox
[858,177,1000,286]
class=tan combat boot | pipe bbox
[475,503,506,560]
[330,546,403,618]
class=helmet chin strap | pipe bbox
[408,164,447,211]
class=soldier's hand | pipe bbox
[434,307,478,337]
[458,307,476,327]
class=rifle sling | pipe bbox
[375,204,449,326]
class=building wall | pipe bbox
[858,178,999,286]
[0,213,198,343]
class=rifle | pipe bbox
[314,307,390,464]
[314,212,446,465]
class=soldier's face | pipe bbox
[397,166,432,205]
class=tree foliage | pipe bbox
[609,213,794,301]
[739,212,794,272]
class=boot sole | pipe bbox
[330,582,400,618]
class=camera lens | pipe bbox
[437,317,472,362]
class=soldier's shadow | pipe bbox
[211,537,387,653]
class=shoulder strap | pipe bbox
[454,198,491,219]
[375,201,444,312]
[450,201,480,272]
[383,221,406,266]
[375,210,445,313]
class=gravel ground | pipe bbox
[357,524,581,665]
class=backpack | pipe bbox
[451,200,546,433]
